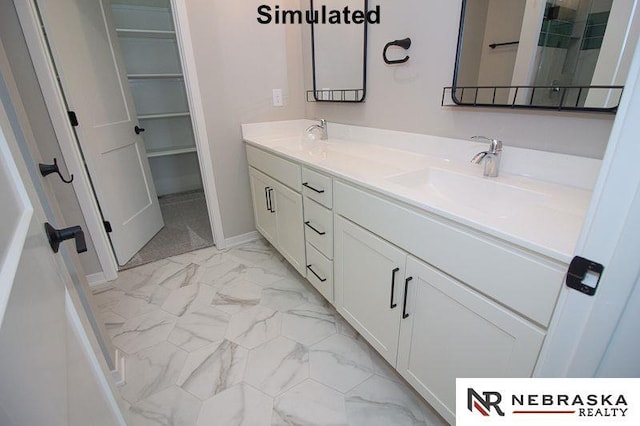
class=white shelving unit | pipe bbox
[111,0,203,196]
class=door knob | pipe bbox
[44,223,87,254]
[134,125,145,134]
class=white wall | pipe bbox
[305,0,615,159]
[185,0,305,239]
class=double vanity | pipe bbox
[242,119,598,424]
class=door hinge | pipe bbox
[103,221,113,233]
[68,111,79,127]
[566,256,604,296]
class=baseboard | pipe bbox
[222,231,261,249]
[86,271,108,287]
[111,349,126,387]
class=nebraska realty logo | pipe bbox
[457,379,639,425]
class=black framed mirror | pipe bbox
[310,0,368,102]
[450,0,637,112]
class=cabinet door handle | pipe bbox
[268,188,275,212]
[302,182,325,194]
[390,267,400,309]
[402,276,412,319]
[304,221,326,235]
[306,264,327,282]
[264,187,271,211]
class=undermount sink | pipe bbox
[386,168,548,216]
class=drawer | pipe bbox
[306,242,334,302]
[302,167,332,208]
[334,181,565,327]
[246,144,301,191]
[303,197,333,259]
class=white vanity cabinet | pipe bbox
[334,215,406,364]
[247,146,305,275]
[397,256,545,423]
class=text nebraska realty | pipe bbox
[257,4,381,24]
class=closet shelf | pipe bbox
[128,73,183,79]
[147,146,197,158]
[115,28,176,39]
[138,112,190,120]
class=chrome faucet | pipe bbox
[306,119,328,140]
[470,136,503,177]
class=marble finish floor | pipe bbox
[93,239,447,425]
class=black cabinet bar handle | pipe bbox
[302,182,325,194]
[390,267,400,309]
[268,188,275,212]
[402,276,412,319]
[264,187,271,211]
[306,264,327,282]
[304,221,326,235]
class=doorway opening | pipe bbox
[110,1,214,269]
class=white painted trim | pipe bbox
[111,349,126,387]
[14,1,119,282]
[86,272,108,287]
[65,290,127,425]
[171,0,226,249]
[224,231,261,248]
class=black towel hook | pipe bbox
[39,158,74,184]
[383,37,411,64]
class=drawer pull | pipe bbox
[267,188,275,213]
[306,264,327,282]
[264,187,271,211]
[303,182,325,194]
[402,276,412,319]
[390,267,400,309]
[304,221,326,235]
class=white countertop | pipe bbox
[243,121,596,264]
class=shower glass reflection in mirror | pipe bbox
[311,0,367,102]
[454,0,638,110]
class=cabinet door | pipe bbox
[334,216,406,365]
[249,168,276,245]
[273,180,306,276]
[397,256,545,424]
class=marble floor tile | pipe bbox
[168,306,230,352]
[157,262,202,291]
[119,341,187,404]
[309,334,374,393]
[98,310,126,339]
[91,285,126,313]
[197,257,246,288]
[225,305,281,349]
[212,279,263,314]
[112,310,177,354]
[177,339,248,400]
[281,303,338,346]
[161,282,215,317]
[196,384,273,426]
[112,282,171,319]
[272,380,348,426]
[244,336,309,397]
[261,276,325,312]
[227,240,278,265]
[169,246,223,267]
[345,375,441,426]
[128,386,201,426]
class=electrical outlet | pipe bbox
[272,89,283,107]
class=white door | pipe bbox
[273,179,306,275]
[334,216,406,365]
[536,37,640,377]
[397,256,545,424]
[31,0,163,265]
[249,167,277,245]
[0,98,123,425]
